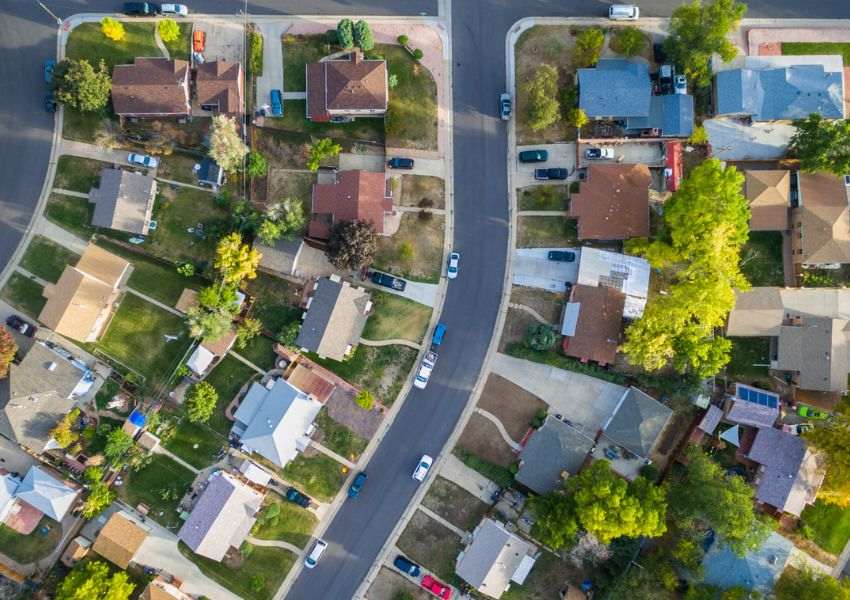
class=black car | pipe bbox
[44,94,57,113]
[534,168,568,181]
[285,487,311,508]
[371,271,406,291]
[518,149,548,163]
[387,157,415,170]
[393,555,421,577]
[123,2,159,15]
[547,250,576,262]
[5,315,36,337]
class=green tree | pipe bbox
[610,26,646,57]
[325,220,377,271]
[355,390,374,410]
[804,402,850,505]
[664,0,747,87]
[187,305,232,340]
[0,328,17,379]
[186,381,218,424]
[336,18,354,48]
[523,64,560,132]
[775,567,850,600]
[622,159,749,378]
[397,34,409,46]
[353,20,374,51]
[246,151,268,178]
[50,408,81,449]
[100,17,125,41]
[307,138,342,172]
[277,321,301,347]
[257,219,282,245]
[249,32,263,75]
[208,114,248,172]
[176,262,195,277]
[198,284,238,312]
[81,481,115,518]
[236,317,262,350]
[689,125,709,144]
[84,466,103,485]
[56,561,135,600]
[158,18,181,43]
[668,446,771,555]
[412,48,424,61]
[790,114,850,176]
[277,198,306,235]
[388,73,399,89]
[104,429,134,463]
[215,232,261,286]
[566,107,588,129]
[525,323,557,351]
[573,27,605,68]
[53,59,111,112]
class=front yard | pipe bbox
[54,155,106,193]
[518,185,569,211]
[146,186,228,265]
[45,193,94,239]
[516,216,577,248]
[783,42,850,63]
[399,175,445,209]
[282,34,328,92]
[422,476,490,532]
[252,493,318,549]
[1,273,46,319]
[477,373,547,441]
[19,236,79,283]
[362,290,431,343]
[373,213,444,283]
[66,22,160,69]
[741,231,785,287]
[381,44,438,151]
[281,449,347,502]
[117,454,195,530]
[456,414,518,470]
[0,517,63,564]
[396,510,464,584]
[314,408,369,463]
[800,500,850,555]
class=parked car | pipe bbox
[285,487,311,508]
[421,575,452,599]
[160,3,188,15]
[798,406,829,420]
[43,59,55,84]
[608,4,639,20]
[674,74,688,94]
[348,472,367,498]
[304,539,327,569]
[123,2,159,15]
[534,168,568,181]
[412,455,433,482]
[431,323,447,347]
[782,423,814,436]
[387,157,415,169]
[499,93,512,120]
[548,250,576,262]
[447,252,460,279]
[128,153,159,168]
[269,89,283,116]
[584,147,614,160]
[44,94,57,113]
[6,315,36,337]
[371,271,406,291]
[192,30,206,53]
[413,352,436,390]
[393,555,421,577]
[518,149,548,163]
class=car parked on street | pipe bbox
[160,3,188,15]
[584,147,614,160]
[43,60,55,84]
[285,487,311,508]
[348,472,367,498]
[44,94,57,113]
[128,153,159,168]
[123,2,159,15]
[6,315,36,337]
[608,4,639,20]
[413,352,436,390]
[421,575,452,599]
[518,149,548,163]
[548,250,576,262]
[192,30,206,52]
[499,93,512,120]
[412,455,433,482]
[388,157,415,169]
[534,168,568,181]
[371,271,406,291]
[393,555,421,577]
[447,252,460,279]
[304,538,327,569]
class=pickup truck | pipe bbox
[371,271,406,291]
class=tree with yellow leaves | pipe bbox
[214,232,261,286]
[101,17,125,41]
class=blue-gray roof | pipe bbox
[515,416,594,494]
[715,65,844,121]
[702,532,792,594]
[578,59,651,118]
[625,94,694,137]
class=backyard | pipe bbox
[54,155,107,193]
[517,216,577,248]
[157,151,203,184]
[246,273,303,335]
[237,334,277,371]
[19,236,79,283]
[740,231,785,287]
[117,454,195,530]
[380,44,438,151]
[373,213,444,283]
[45,193,94,239]
[252,493,318,549]
[146,186,229,265]
[396,510,464,584]
[314,408,369,463]
[281,450,347,503]
[800,500,850,555]
[0,517,63,564]
[726,337,771,383]
[1,273,46,318]
[361,291,431,343]
[163,415,227,469]
[203,355,259,436]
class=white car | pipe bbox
[608,4,639,20]
[128,153,159,168]
[413,352,437,390]
[160,4,189,15]
[447,252,460,279]
[304,538,327,569]
[412,455,433,482]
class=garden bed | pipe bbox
[373,213,444,283]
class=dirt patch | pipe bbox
[367,567,432,600]
[325,387,384,440]
[478,374,547,441]
[498,307,538,352]
[510,287,564,324]
[252,126,311,170]
[396,510,464,582]
[457,414,518,468]
[517,216,577,248]
[373,213,445,283]
[422,476,490,532]
[399,175,445,208]
[263,169,315,219]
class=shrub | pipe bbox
[397,34,409,46]
[277,321,301,347]
[176,262,195,277]
[399,241,415,261]
[353,20,374,51]
[412,48,424,61]
[336,18,354,48]
[249,32,263,75]
[245,151,268,178]
[610,26,646,57]
[567,107,588,129]
[525,323,557,351]
[689,125,709,144]
[388,73,399,89]
[158,18,181,43]
[355,390,374,410]
[185,381,219,424]
[101,17,125,41]
[573,27,605,68]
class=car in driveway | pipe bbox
[128,153,159,168]
[269,89,283,116]
[371,271,406,291]
[285,487,311,508]
[6,315,36,337]
[348,472,367,498]
[421,575,452,599]
[192,30,206,53]
[782,423,814,436]
[518,149,548,163]
[123,2,159,15]
[393,554,421,577]
[388,157,415,169]
[43,60,55,84]
[447,252,460,279]
[584,147,614,160]
[548,250,576,262]
[534,168,568,181]
[160,3,188,15]
[44,94,57,113]
[412,455,433,482]
[413,352,436,390]
[499,93,511,120]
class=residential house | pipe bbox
[726,400,779,429]
[112,58,191,118]
[196,158,225,191]
[178,471,264,561]
[231,378,322,468]
[600,387,672,466]
[195,60,243,116]
[285,360,341,404]
[39,243,131,343]
[186,329,238,378]
[0,340,95,453]
[4,466,80,529]
[744,170,791,231]
[624,93,695,138]
[515,416,594,494]
[306,50,388,122]
[791,171,850,267]
[88,169,157,235]
[238,459,273,487]
[575,247,650,318]
[60,536,91,568]
[92,511,149,569]
[308,170,395,241]
[455,518,537,599]
[747,426,825,517]
[568,164,651,240]
[560,284,625,366]
[702,532,793,595]
[296,275,372,361]
[141,576,194,600]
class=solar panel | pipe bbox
[735,383,778,409]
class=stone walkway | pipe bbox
[153,445,199,474]
[474,408,521,451]
[508,302,552,325]
[359,337,422,350]
[246,536,302,554]
[15,267,48,287]
[417,505,467,538]
[438,453,499,503]
[310,440,356,469]
[229,350,266,374]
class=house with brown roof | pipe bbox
[296,275,372,361]
[112,58,191,118]
[92,511,149,569]
[89,168,157,235]
[195,60,243,116]
[308,170,396,240]
[39,244,131,343]
[306,50,388,122]
[744,170,790,231]
[791,172,850,267]
[560,284,625,366]
[568,164,650,240]
[141,577,193,600]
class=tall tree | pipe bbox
[50,408,81,449]
[523,64,560,132]
[353,20,374,51]
[100,17,125,41]
[325,220,377,271]
[208,114,248,172]
[56,561,135,600]
[104,429,134,464]
[573,27,605,68]
[185,382,219,424]
[307,138,342,172]
[187,305,232,340]
[336,18,354,48]
[157,18,180,43]
[81,481,115,518]
[53,59,111,112]
[214,232,260,286]
[775,567,850,600]
[664,0,747,87]
[0,328,17,379]
[789,114,850,176]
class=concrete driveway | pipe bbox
[195,20,244,64]
[512,248,579,292]
[577,141,665,168]
[339,152,386,173]
[515,143,576,187]
[361,270,438,307]
[255,22,285,109]
[388,155,445,178]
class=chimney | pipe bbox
[352,50,362,64]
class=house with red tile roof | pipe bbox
[112,58,191,118]
[568,164,650,240]
[308,170,395,240]
[306,51,388,122]
[560,284,625,366]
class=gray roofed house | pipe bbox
[748,427,825,516]
[601,387,672,459]
[702,532,793,595]
[15,466,79,521]
[625,93,695,137]
[296,275,372,361]
[455,518,537,599]
[258,237,304,277]
[726,400,779,428]
[178,471,264,561]
[0,341,94,453]
[698,405,724,434]
[515,416,594,494]
[775,316,850,392]
[578,59,651,118]
[89,169,157,235]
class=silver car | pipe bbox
[128,153,159,168]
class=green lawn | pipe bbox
[118,454,195,529]
[362,290,431,343]
[315,408,369,462]
[54,155,106,193]
[162,22,192,60]
[379,44,438,151]
[164,416,227,469]
[741,231,785,287]
[66,22,160,69]
[726,337,771,381]
[801,500,850,554]
[453,447,515,488]
[1,273,46,319]
[179,541,294,600]
[45,193,95,239]
[204,355,258,436]
[97,293,191,386]
[0,517,63,563]
[282,453,347,502]
[157,151,202,184]
[20,236,79,283]
[783,42,850,64]
[519,185,569,211]
[246,273,303,335]
[373,213,444,283]
[62,108,113,144]
[269,100,386,144]
[283,34,328,92]
[147,187,228,265]
[236,334,277,371]
[252,494,318,548]
[517,216,577,248]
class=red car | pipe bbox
[193,30,206,53]
[421,575,452,599]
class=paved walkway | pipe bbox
[32,216,88,254]
[310,440,356,469]
[517,210,569,216]
[255,22,287,109]
[52,188,88,198]
[153,24,169,59]
[15,267,48,287]
[508,302,552,325]
[474,408,521,450]
[125,287,183,317]
[396,206,447,215]
[358,272,439,307]
[156,177,214,193]
[359,337,422,351]
[282,91,306,100]
[438,453,500,503]
[153,445,199,474]
[417,505,467,538]
[229,350,266,374]
[246,536,302,555]
[59,140,129,165]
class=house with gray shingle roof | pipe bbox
[178,471,264,561]
[515,416,594,495]
[624,93,695,137]
[296,275,371,361]
[89,169,157,235]
[578,59,651,119]
[726,400,779,429]
[702,532,793,595]
[455,518,537,599]
[601,387,672,461]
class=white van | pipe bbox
[304,539,327,569]
[609,4,640,20]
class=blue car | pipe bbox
[348,472,367,498]
[432,323,447,347]
[44,60,55,84]
[393,554,421,577]
[269,89,283,116]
